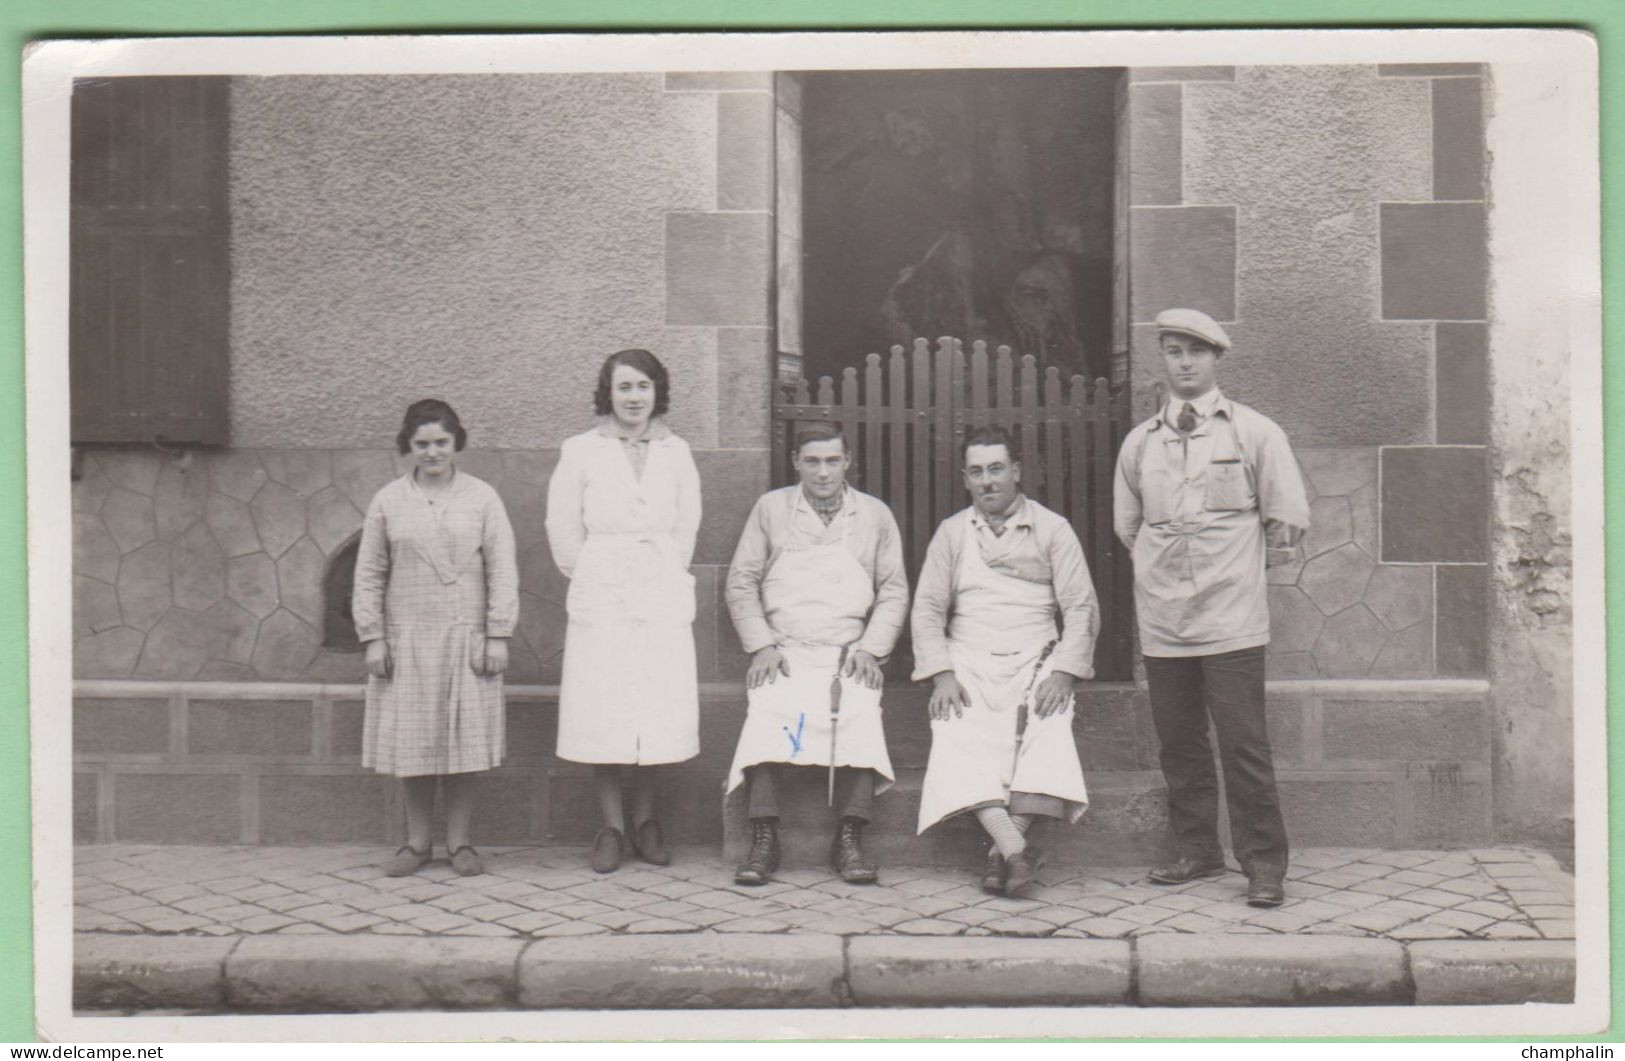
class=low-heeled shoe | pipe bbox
[450,845,485,877]
[633,819,671,867]
[384,844,430,878]
[590,826,625,874]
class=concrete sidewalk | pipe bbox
[74,843,1577,1011]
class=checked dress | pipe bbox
[353,469,519,777]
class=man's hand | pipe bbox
[364,639,392,679]
[1032,671,1077,718]
[842,649,884,690]
[475,637,509,677]
[747,646,791,689]
[928,672,970,721]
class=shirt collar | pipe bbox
[1155,388,1230,430]
[596,416,672,442]
[800,483,848,517]
[969,493,1033,530]
[406,465,462,498]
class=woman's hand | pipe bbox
[747,646,790,689]
[472,637,510,676]
[842,649,884,690]
[928,672,969,721]
[364,639,392,679]
[1032,671,1077,718]
[483,637,510,677]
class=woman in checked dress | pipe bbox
[546,349,702,873]
[353,398,519,878]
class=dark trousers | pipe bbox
[745,764,876,823]
[1144,646,1288,882]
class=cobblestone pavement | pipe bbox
[74,844,1574,943]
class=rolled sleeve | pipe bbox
[908,523,957,681]
[856,503,909,659]
[724,497,778,655]
[1045,519,1100,681]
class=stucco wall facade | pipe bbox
[75,71,783,686]
[77,72,786,685]
[229,74,743,451]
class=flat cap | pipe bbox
[1154,308,1231,352]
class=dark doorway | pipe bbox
[800,69,1120,386]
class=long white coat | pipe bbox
[545,422,703,764]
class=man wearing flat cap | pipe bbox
[1113,307,1309,907]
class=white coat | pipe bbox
[545,421,702,765]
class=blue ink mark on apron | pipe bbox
[782,713,806,757]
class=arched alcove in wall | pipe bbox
[323,531,363,652]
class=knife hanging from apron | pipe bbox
[1012,640,1059,783]
[829,645,848,806]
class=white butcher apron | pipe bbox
[916,516,1089,833]
[725,494,894,793]
[557,529,699,765]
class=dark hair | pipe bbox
[395,398,468,455]
[594,348,671,418]
[793,421,847,456]
[961,424,1019,466]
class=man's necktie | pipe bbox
[1176,402,1197,434]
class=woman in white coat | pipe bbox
[546,349,702,873]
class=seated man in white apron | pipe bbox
[912,425,1099,897]
[724,422,909,885]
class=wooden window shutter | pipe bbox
[71,76,230,445]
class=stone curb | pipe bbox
[1409,941,1577,1005]
[1136,935,1410,1007]
[73,934,1577,1012]
[847,937,1133,1006]
[74,934,236,1011]
[517,935,846,1009]
[227,936,525,1012]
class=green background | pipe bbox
[1,0,1615,1043]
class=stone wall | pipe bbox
[72,446,757,685]
[73,441,1482,685]
[1128,65,1491,684]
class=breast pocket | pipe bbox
[1204,460,1253,512]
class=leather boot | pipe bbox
[734,819,780,886]
[830,817,879,884]
[980,849,1007,895]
